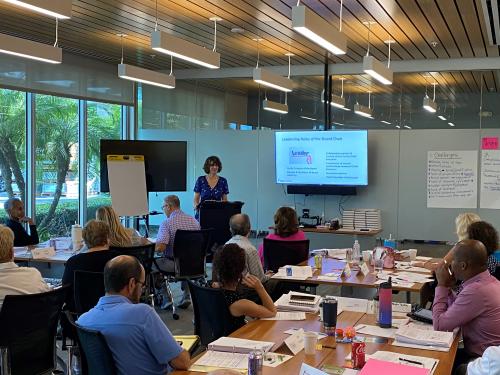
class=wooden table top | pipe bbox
[173,311,457,375]
[301,228,383,236]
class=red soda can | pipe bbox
[351,340,366,369]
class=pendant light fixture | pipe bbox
[362,22,393,85]
[423,82,438,113]
[263,98,288,114]
[4,0,71,19]
[354,91,373,118]
[0,18,62,63]
[151,2,220,69]
[331,77,347,109]
[117,34,175,89]
[292,0,347,55]
[253,43,293,92]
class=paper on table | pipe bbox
[299,363,329,375]
[392,318,410,327]
[283,328,327,339]
[374,279,415,288]
[367,351,439,375]
[261,312,306,320]
[415,256,432,261]
[359,359,430,375]
[13,246,29,255]
[263,352,293,367]
[392,340,450,352]
[207,337,274,353]
[192,350,248,369]
[312,248,348,259]
[395,324,454,348]
[284,328,304,355]
[355,324,397,339]
[31,247,56,259]
[333,296,370,313]
[272,266,313,280]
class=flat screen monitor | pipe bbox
[275,130,368,186]
[100,140,187,192]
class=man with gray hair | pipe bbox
[4,197,39,246]
[0,224,49,309]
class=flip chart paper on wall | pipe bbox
[427,151,477,208]
[480,150,500,209]
[107,155,149,216]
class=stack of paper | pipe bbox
[207,337,274,353]
[367,351,439,375]
[274,291,321,313]
[272,265,313,280]
[355,324,397,338]
[342,209,382,230]
[342,210,355,229]
[261,312,306,321]
[395,324,454,348]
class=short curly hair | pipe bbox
[83,219,110,248]
[203,156,222,174]
[214,243,245,285]
[467,221,499,256]
[274,206,299,238]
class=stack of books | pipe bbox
[274,291,321,313]
[342,209,382,231]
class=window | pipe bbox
[86,101,121,219]
[35,94,78,240]
[0,88,26,223]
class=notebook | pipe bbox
[274,291,321,313]
[359,359,430,375]
[394,324,454,348]
[207,337,275,354]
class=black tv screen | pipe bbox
[100,140,187,192]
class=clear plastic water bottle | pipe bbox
[352,240,361,265]
[346,247,353,263]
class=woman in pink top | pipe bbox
[258,206,307,264]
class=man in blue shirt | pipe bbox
[77,255,190,374]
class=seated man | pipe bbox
[3,197,39,246]
[0,225,49,309]
[155,195,200,309]
[216,213,277,300]
[77,255,190,375]
[433,239,500,366]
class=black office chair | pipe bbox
[494,266,500,281]
[0,286,68,375]
[76,323,117,375]
[263,238,310,272]
[188,280,237,348]
[154,229,212,320]
[111,243,156,300]
[74,270,105,315]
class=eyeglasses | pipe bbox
[134,278,146,290]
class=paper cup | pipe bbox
[303,332,318,355]
[408,249,418,261]
[362,250,371,263]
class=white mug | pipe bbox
[303,332,318,355]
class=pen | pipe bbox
[399,357,424,366]
[443,259,453,276]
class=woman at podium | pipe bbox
[193,155,229,219]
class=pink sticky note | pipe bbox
[359,359,430,375]
[482,137,499,150]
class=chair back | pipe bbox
[76,324,117,375]
[0,286,68,375]
[110,243,155,275]
[188,281,235,347]
[173,230,212,279]
[494,266,500,281]
[74,271,105,315]
[263,238,310,272]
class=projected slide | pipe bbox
[275,130,368,186]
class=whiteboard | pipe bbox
[427,150,477,208]
[480,150,500,209]
[107,155,149,216]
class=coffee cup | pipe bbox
[362,250,371,263]
[408,249,418,261]
[303,332,318,355]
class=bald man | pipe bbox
[433,240,500,365]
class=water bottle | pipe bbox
[346,247,353,263]
[378,277,392,328]
[352,240,361,265]
[71,223,82,251]
[248,350,263,375]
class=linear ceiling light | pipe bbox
[117,34,175,89]
[381,120,391,124]
[3,0,71,19]
[362,27,393,85]
[423,82,438,113]
[331,77,347,109]
[354,91,373,118]
[448,122,455,127]
[0,32,62,64]
[253,50,293,93]
[437,115,446,120]
[263,99,288,114]
[118,64,175,89]
[292,4,346,55]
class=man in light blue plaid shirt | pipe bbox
[155,195,199,309]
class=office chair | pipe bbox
[154,229,212,320]
[263,238,310,272]
[188,280,238,348]
[76,324,117,375]
[0,286,68,375]
[74,270,105,315]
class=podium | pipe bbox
[198,200,244,256]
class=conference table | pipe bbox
[173,311,458,375]
[274,256,436,305]
[301,227,382,238]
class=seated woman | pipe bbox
[96,206,147,248]
[62,220,119,313]
[467,221,499,275]
[258,206,306,264]
[213,244,276,331]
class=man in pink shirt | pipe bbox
[433,239,500,370]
